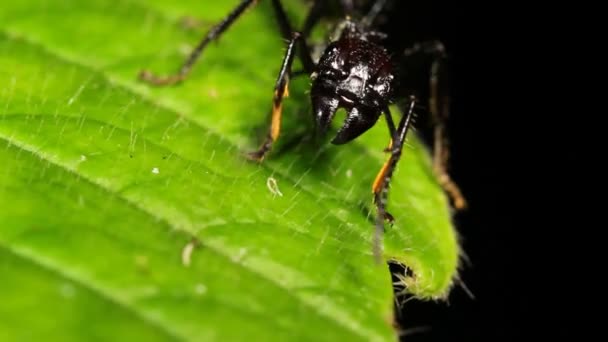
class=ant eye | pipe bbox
[322,68,347,80]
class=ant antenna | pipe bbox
[362,0,389,27]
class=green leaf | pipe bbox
[0,1,461,341]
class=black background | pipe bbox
[300,0,568,339]
[373,1,545,341]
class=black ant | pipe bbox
[138,0,466,261]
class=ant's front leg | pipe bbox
[246,32,308,161]
[371,98,417,261]
[403,40,467,210]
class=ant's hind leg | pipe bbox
[404,41,468,210]
[427,42,467,210]
[139,0,316,84]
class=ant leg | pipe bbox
[382,139,393,153]
[246,32,304,161]
[245,1,315,159]
[382,106,396,153]
[361,0,389,27]
[371,98,417,261]
[271,0,315,73]
[139,0,259,86]
[140,0,315,86]
[428,42,467,210]
[404,41,467,210]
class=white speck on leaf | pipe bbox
[266,177,283,197]
[152,167,159,174]
[182,240,199,267]
[60,283,76,299]
[195,284,207,295]
[80,155,87,162]
[232,248,248,262]
[346,169,353,178]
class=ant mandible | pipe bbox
[138,0,467,261]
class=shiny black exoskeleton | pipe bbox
[312,22,394,145]
[138,0,466,261]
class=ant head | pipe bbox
[311,38,394,144]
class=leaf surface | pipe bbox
[0,1,460,340]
